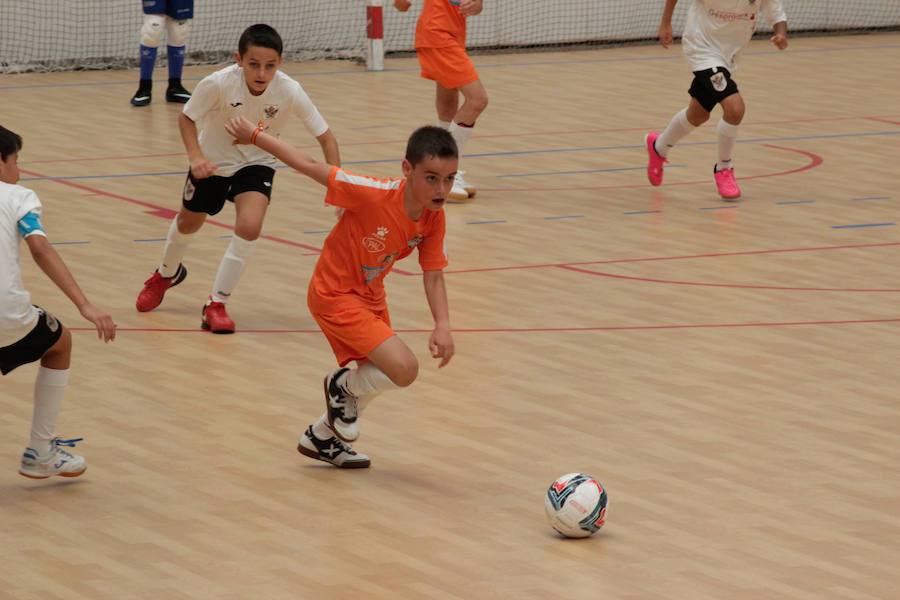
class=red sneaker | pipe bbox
[714,166,742,201]
[201,299,235,334]
[645,132,667,186]
[135,264,187,312]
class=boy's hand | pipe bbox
[394,0,411,12]
[79,303,116,342]
[458,0,483,17]
[770,33,788,50]
[659,23,674,48]
[429,326,455,368]
[225,116,258,145]
[190,157,217,179]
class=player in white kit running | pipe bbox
[645,0,788,200]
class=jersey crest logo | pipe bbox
[230,101,243,108]
[362,226,389,253]
[264,105,280,119]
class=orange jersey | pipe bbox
[308,167,448,313]
[415,0,467,49]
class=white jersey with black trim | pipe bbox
[183,64,330,177]
[0,182,45,347]
[682,0,787,72]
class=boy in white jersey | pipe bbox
[0,126,116,479]
[135,24,341,333]
[645,0,788,200]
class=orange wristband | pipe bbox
[250,127,263,145]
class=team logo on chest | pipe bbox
[264,104,280,119]
[362,226,389,253]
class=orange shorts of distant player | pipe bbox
[311,305,395,367]
[417,44,480,89]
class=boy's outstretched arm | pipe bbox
[226,116,332,187]
[423,269,454,367]
[659,0,678,48]
[25,235,116,342]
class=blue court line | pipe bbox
[133,238,166,243]
[17,130,900,182]
[776,200,817,205]
[50,240,90,245]
[544,215,584,220]
[624,210,662,215]
[466,220,506,225]
[852,196,890,201]
[699,205,739,211]
[496,164,685,178]
[832,222,895,229]
[4,43,899,91]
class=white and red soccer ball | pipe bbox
[545,473,608,538]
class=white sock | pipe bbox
[448,121,473,156]
[339,362,398,399]
[210,235,256,304]
[159,217,194,278]
[30,367,69,456]
[437,120,452,130]
[311,415,335,440]
[716,119,740,171]
[655,108,696,158]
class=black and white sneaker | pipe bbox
[324,367,359,442]
[130,80,152,107]
[297,426,370,469]
[165,80,192,103]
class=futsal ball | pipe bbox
[544,473,608,538]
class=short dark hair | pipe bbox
[238,24,283,56]
[0,125,23,162]
[405,126,458,167]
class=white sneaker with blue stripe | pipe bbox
[19,437,87,479]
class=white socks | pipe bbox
[438,120,452,130]
[310,363,398,440]
[29,367,69,456]
[716,119,740,171]
[159,217,194,278]
[448,121,473,156]
[655,107,696,158]
[210,235,256,304]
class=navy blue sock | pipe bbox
[139,44,157,81]
[167,45,185,81]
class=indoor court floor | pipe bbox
[1,32,899,599]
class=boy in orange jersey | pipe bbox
[225,116,457,468]
[394,0,487,202]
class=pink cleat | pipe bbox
[713,166,742,201]
[645,132,667,186]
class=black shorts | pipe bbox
[182,164,275,216]
[689,67,740,112]
[0,308,64,375]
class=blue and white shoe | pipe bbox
[19,437,87,479]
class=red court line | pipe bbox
[443,242,900,275]
[866,116,900,126]
[68,317,900,334]
[478,144,823,193]
[557,265,900,293]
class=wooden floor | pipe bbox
[2,32,900,599]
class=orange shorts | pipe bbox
[311,305,394,367]
[417,45,479,90]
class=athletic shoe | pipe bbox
[714,166,742,201]
[19,437,87,479]
[645,132,667,186]
[449,171,476,203]
[324,367,359,442]
[135,264,187,312]
[297,425,370,469]
[130,83,152,107]
[201,299,235,334]
[165,82,192,104]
